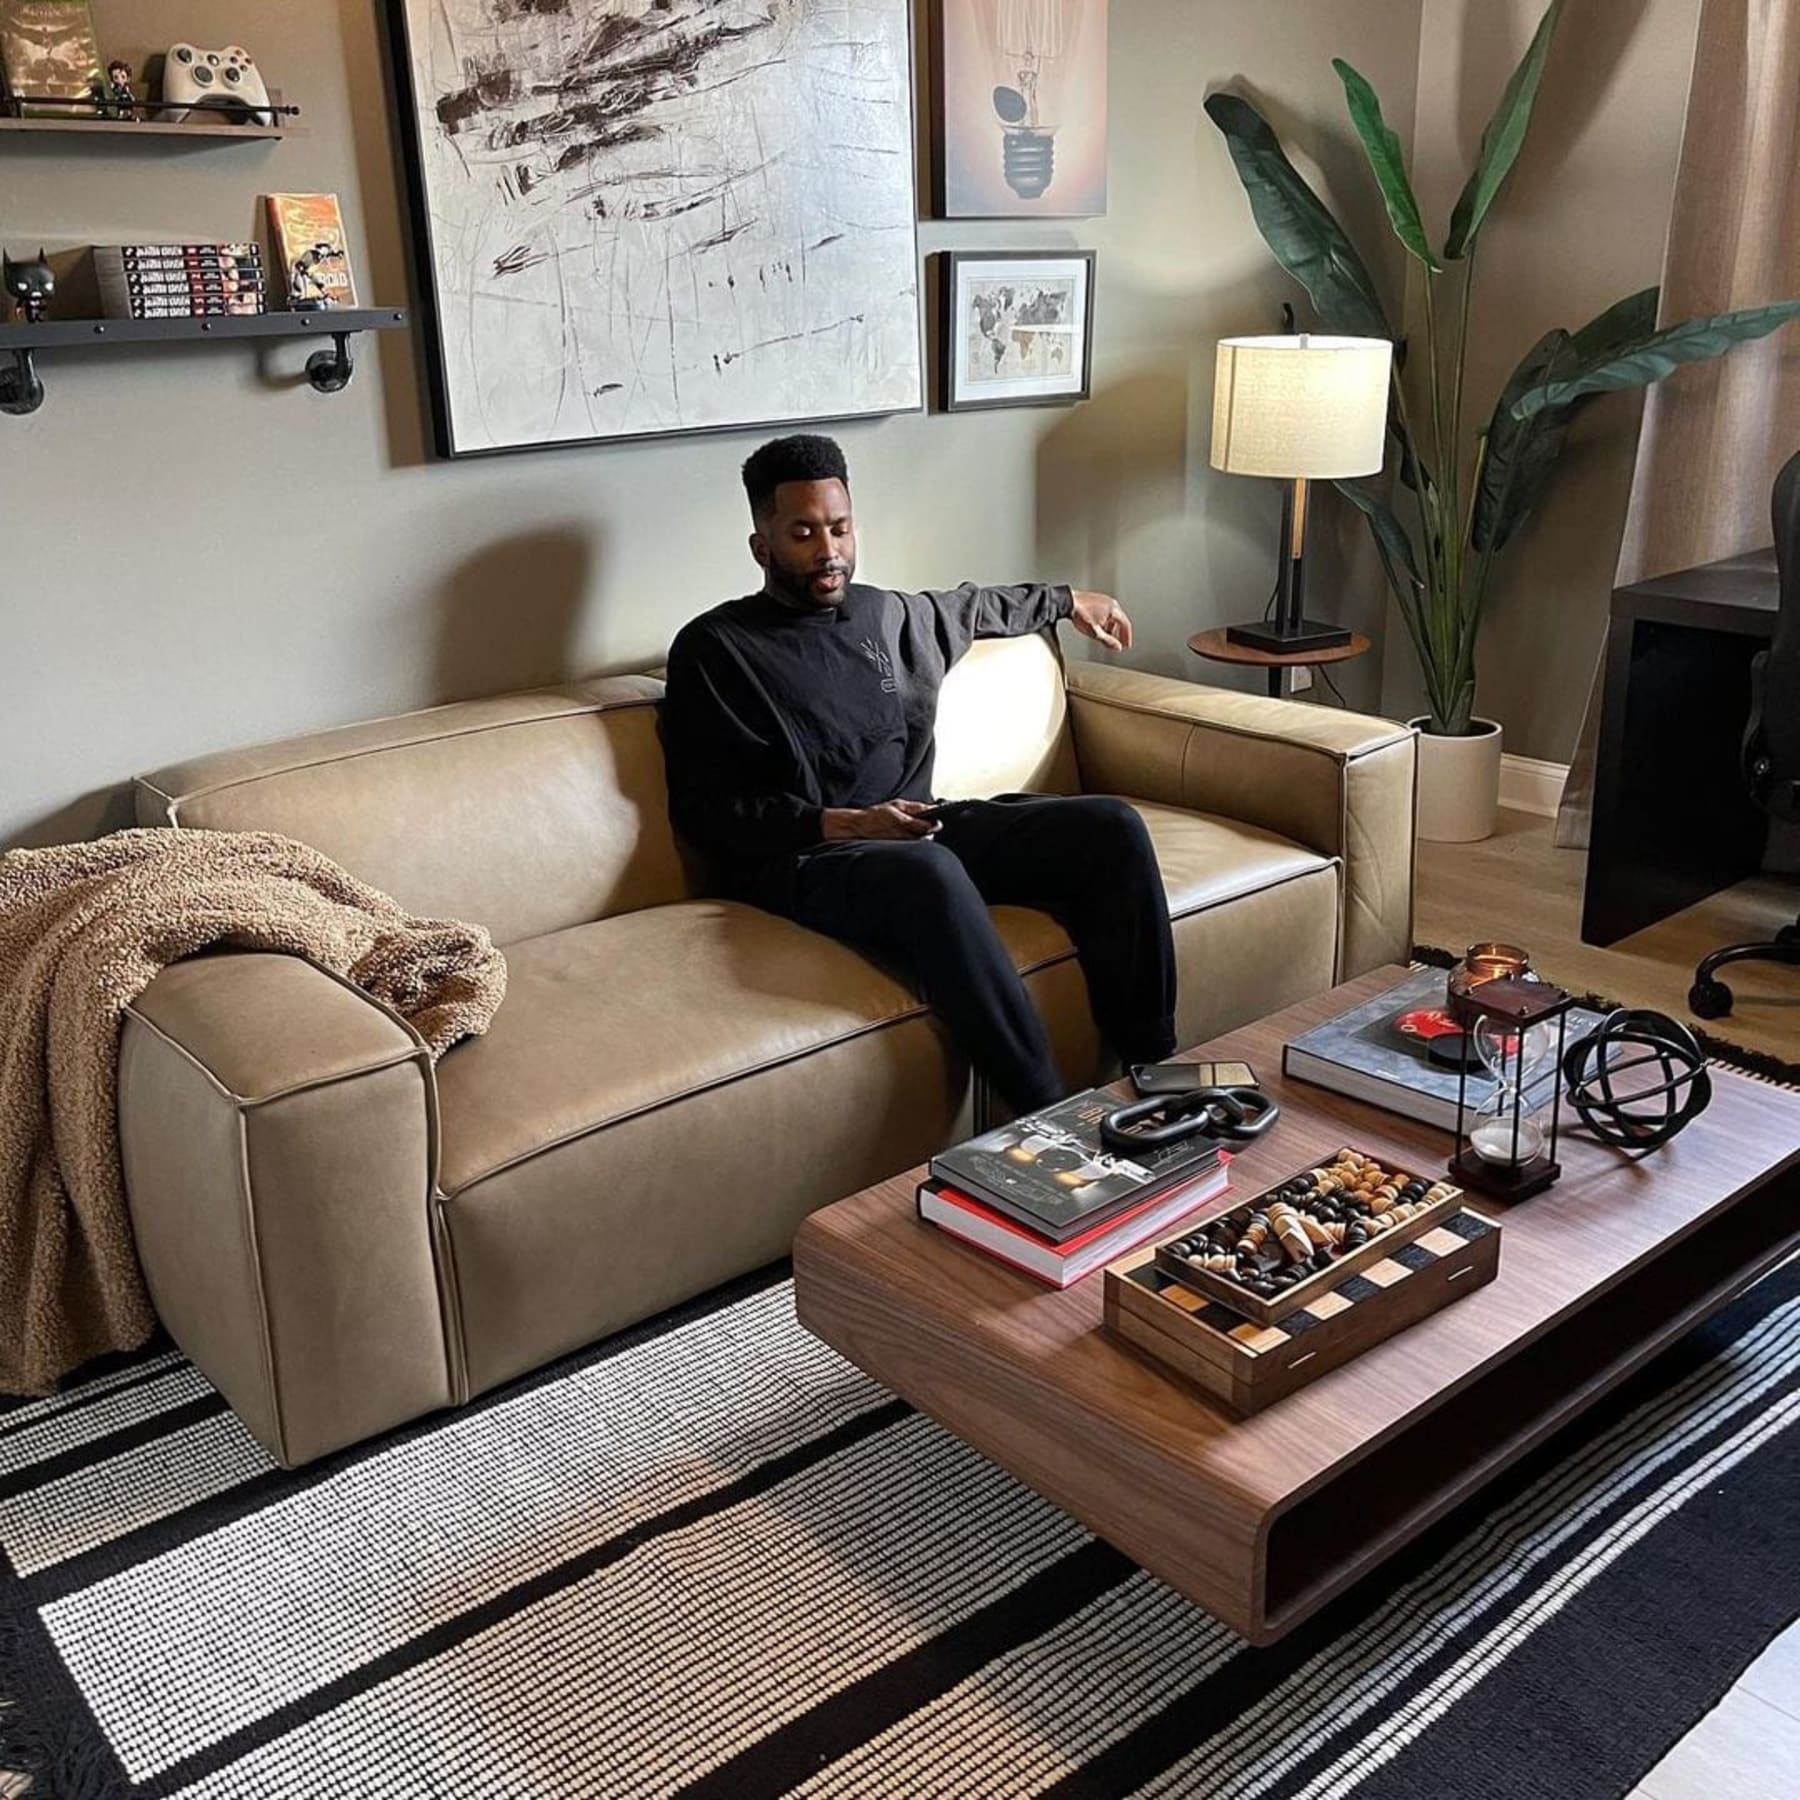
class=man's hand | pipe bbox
[820,799,942,842]
[1070,590,1133,652]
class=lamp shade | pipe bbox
[1210,335,1394,480]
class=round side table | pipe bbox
[1187,628,1373,699]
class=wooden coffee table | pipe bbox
[793,969,1800,1644]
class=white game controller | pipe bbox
[161,44,272,126]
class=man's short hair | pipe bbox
[742,434,849,522]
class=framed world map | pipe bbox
[939,249,1096,412]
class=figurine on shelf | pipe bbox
[2,249,55,323]
[108,59,139,118]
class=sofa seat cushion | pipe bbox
[431,802,1337,1396]
[433,901,924,1197]
[986,800,1335,969]
[434,801,1331,1200]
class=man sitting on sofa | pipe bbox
[661,433,1177,1114]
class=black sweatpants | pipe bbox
[748,794,1178,1113]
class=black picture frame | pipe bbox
[938,249,1097,414]
[380,0,927,461]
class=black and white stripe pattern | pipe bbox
[3,1260,1797,1800]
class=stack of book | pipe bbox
[93,243,267,321]
[918,1089,1230,1288]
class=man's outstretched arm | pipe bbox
[920,582,1134,660]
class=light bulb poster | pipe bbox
[936,0,1109,218]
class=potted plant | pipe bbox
[1207,0,1800,841]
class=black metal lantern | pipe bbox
[1449,974,1576,1200]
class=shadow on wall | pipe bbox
[1033,368,1192,616]
[8,786,139,852]
[433,527,597,703]
[1451,0,1653,180]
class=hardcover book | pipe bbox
[928,1088,1222,1237]
[0,0,101,116]
[1283,966,1606,1133]
[920,1162,1230,1289]
[264,194,355,309]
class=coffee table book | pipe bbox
[1282,966,1606,1132]
[919,1161,1229,1288]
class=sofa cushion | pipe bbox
[135,677,688,947]
[434,901,925,1197]
[933,634,1081,799]
[431,799,1338,1392]
[433,800,1329,1199]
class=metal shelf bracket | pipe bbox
[0,344,43,416]
[305,331,355,394]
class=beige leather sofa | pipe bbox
[123,637,1417,1466]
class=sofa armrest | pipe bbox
[118,951,454,1466]
[1066,664,1417,978]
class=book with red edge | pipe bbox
[928,1087,1224,1237]
[917,1160,1231,1289]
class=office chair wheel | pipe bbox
[1689,978,1734,1020]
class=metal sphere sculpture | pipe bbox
[1560,1009,1713,1152]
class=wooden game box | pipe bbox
[1105,1210,1502,1415]
[1155,1150,1467,1326]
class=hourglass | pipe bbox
[1449,974,1575,1199]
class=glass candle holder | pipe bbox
[1447,942,1534,1027]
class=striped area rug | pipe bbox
[3,1260,1798,1799]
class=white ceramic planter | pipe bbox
[1410,717,1503,844]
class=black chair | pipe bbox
[1689,448,1800,1020]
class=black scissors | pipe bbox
[1098,1085,1281,1154]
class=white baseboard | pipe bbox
[1499,754,1570,818]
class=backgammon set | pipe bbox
[1105,1145,1501,1413]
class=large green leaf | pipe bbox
[1333,59,1441,272]
[1444,0,1566,259]
[1204,92,1394,339]
[1335,477,1422,596]
[1513,300,1800,419]
[1471,329,1572,554]
[1472,288,1661,552]
[1570,284,1661,356]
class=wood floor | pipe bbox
[1415,808,1800,1067]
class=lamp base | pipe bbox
[1225,618,1354,655]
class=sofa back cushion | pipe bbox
[134,677,688,946]
[933,633,1080,799]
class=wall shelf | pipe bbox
[0,308,411,415]
[0,116,301,140]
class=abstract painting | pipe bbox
[933,0,1107,219]
[387,0,924,457]
[940,250,1095,412]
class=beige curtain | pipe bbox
[1555,0,1800,847]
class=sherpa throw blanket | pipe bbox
[0,827,507,1394]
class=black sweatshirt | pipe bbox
[661,580,1073,885]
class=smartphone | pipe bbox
[1130,1059,1258,1096]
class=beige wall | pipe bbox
[1380,0,1703,760]
[0,0,1424,849]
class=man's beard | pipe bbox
[766,555,854,610]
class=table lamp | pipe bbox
[1211,333,1394,655]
